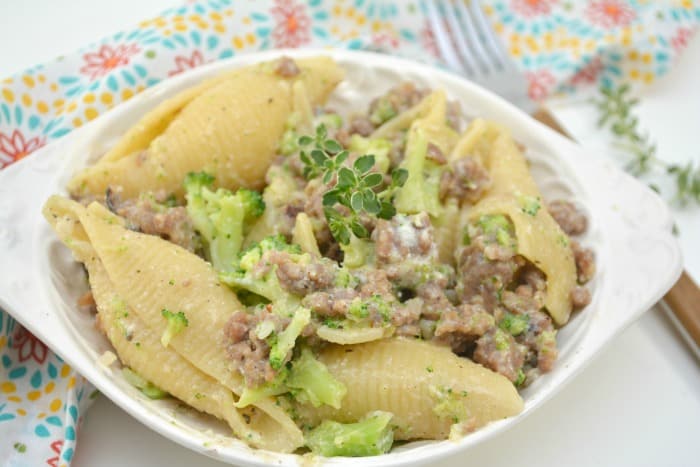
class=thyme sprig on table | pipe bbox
[298,124,408,244]
[593,84,700,205]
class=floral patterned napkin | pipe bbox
[1,1,698,465]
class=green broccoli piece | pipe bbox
[517,193,541,217]
[369,97,398,125]
[234,369,290,408]
[394,127,442,217]
[219,235,303,316]
[122,367,169,400]
[476,214,516,248]
[160,309,188,348]
[184,171,265,272]
[305,411,395,457]
[348,135,392,173]
[287,347,347,409]
[269,307,311,370]
[499,312,530,336]
[235,347,346,410]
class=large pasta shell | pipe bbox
[67,56,344,200]
[299,338,523,440]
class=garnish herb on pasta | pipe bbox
[43,56,596,457]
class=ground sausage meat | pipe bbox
[108,190,199,252]
[548,200,587,236]
[275,56,300,77]
[224,307,288,387]
[433,302,495,354]
[571,240,595,284]
[266,251,336,296]
[474,328,527,382]
[373,213,436,264]
[439,156,491,205]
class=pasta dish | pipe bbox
[42,56,594,456]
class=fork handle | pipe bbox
[532,108,700,348]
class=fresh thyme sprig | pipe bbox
[593,84,700,205]
[298,124,408,244]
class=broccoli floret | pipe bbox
[314,113,343,130]
[369,97,398,125]
[269,308,311,370]
[286,347,347,409]
[517,193,541,217]
[499,312,530,336]
[160,309,188,348]
[235,347,346,410]
[394,127,442,217]
[219,235,303,316]
[184,171,265,272]
[475,214,516,248]
[122,367,169,400]
[305,411,395,457]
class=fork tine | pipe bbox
[438,0,479,76]
[447,0,494,74]
[464,0,516,72]
[425,1,470,76]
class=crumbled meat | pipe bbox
[473,328,526,382]
[108,189,199,252]
[501,290,540,316]
[571,240,595,283]
[369,82,428,123]
[439,157,491,204]
[275,57,300,78]
[415,281,453,320]
[224,307,288,386]
[302,288,359,318]
[548,200,587,236]
[392,298,423,329]
[348,116,374,137]
[266,250,336,295]
[456,244,522,310]
[571,286,592,309]
[433,302,495,354]
[373,213,436,264]
[357,268,394,300]
[426,143,447,165]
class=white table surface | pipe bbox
[2,1,699,467]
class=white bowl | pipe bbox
[0,49,682,466]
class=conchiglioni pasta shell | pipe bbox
[67,57,344,200]
[467,129,577,325]
[298,338,523,440]
[42,196,302,452]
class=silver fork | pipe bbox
[425,0,534,113]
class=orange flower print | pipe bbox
[80,43,141,80]
[0,129,46,168]
[11,325,48,364]
[511,0,558,18]
[586,0,635,29]
[168,50,205,76]
[270,0,311,48]
[526,69,556,101]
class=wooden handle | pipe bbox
[664,271,700,348]
[533,107,700,347]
